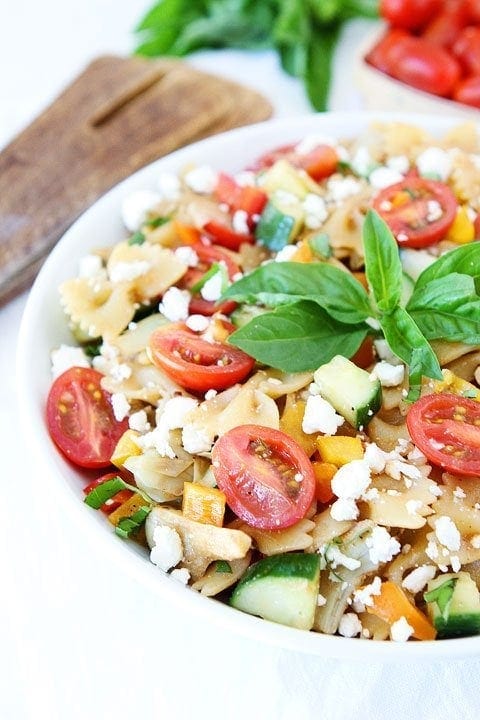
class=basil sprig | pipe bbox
[226,209,480,401]
[424,578,457,617]
[84,476,153,538]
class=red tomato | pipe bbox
[372,177,458,248]
[422,1,470,47]
[384,36,461,96]
[215,173,267,219]
[83,473,133,514]
[474,211,480,237]
[453,26,480,75]
[250,143,338,181]
[249,144,297,171]
[212,425,316,530]
[179,243,239,316]
[467,0,480,21]
[202,220,254,251]
[380,0,441,29]
[46,367,128,468]
[407,393,480,477]
[149,323,255,392]
[366,29,410,73]
[454,75,480,106]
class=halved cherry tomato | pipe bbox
[383,36,461,96]
[202,220,254,251]
[212,425,316,530]
[179,242,239,316]
[453,26,480,75]
[453,74,480,108]
[366,29,410,73]
[422,1,470,48]
[250,143,338,181]
[215,173,267,219]
[372,177,458,248]
[380,0,442,30]
[406,393,480,477]
[83,473,133,514]
[149,323,255,392]
[46,367,128,468]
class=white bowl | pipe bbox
[17,112,480,661]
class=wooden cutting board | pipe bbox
[0,55,272,306]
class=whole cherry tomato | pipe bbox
[453,26,480,75]
[422,1,470,48]
[453,75,480,107]
[380,0,442,29]
[365,29,410,73]
[384,36,461,96]
[466,0,480,21]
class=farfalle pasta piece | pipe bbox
[192,553,252,596]
[441,123,480,153]
[60,277,135,339]
[310,508,354,552]
[449,149,480,210]
[361,475,438,530]
[373,122,433,161]
[106,241,187,301]
[235,518,315,556]
[101,360,184,403]
[125,446,194,503]
[322,188,373,260]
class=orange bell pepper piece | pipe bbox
[311,461,336,503]
[174,220,201,245]
[367,581,437,640]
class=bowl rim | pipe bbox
[17,111,480,661]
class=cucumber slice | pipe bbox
[261,159,309,199]
[255,200,303,251]
[313,355,382,430]
[425,572,480,638]
[230,553,320,630]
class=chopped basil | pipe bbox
[115,506,151,538]
[190,263,228,295]
[84,477,125,509]
[83,338,102,358]
[424,578,457,616]
[128,231,146,246]
[215,560,233,573]
[146,216,169,228]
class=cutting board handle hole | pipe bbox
[89,69,166,127]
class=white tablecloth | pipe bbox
[2,3,480,718]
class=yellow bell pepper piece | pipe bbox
[110,429,142,468]
[290,241,314,263]
[280,397,317,457]
[432,369,480,401]
[108,492,147,526]
[182,482,226,527]
[446,206,475,244]
[316,435,364,466]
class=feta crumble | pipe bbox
[51,345,90,379]
[390,616,414,642]
[365,526,401,565]
[369,166,404,189]
[170,568,191,584]
[109,260,151,283]
[184,165,218,194]
[232,209,250,235]
[338,613,362,638]
[303,193,328,229]
[200,271,223,302]
[434,516,461,552]
[110,392,131,422]
[302,395,344,435]
[182,424,213,454]
[174,246,199,267]
[405,499,423,516]
[128,409,150,434]
[353,576,382,609]
[185,314,210,332]
[78,254,104,279]
[121,190,161,232]
[275,244,298,262]
[150,526,183,571]
[331,460,372,501]
[159,287,191,322]
[401,565,436,594]
[324,544,361,571]
[371,361,405,388]
[327,176,361,203]
[157,172,181,200]
[330,498,359,522]
[416,147,452,181]
[374,338,401,365]
[138,396,199,458]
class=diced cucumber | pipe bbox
[230,553,320,630]
[255,200,304,251]
[261,159,309,199]
[230,305,269,329]
[424,572,480,638]
[401,271,415,307]
[313,355,382,430]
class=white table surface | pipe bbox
[2,3,480,719]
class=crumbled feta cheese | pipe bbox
[402,565,436,594]
[174,246,199,267]
[200,271,223,302]
[369,166,404,189]
[109,363,132,383]
[416,147,452,181]
[430,483,443,497]
[453,486,466,499]
[121,190,161,232]
[150,526,183,571]
[324,544,361,571]
[327,176,361,203]
[109,260,151,283]
[295,134,338,155]
[232,209,250,235]
[363,487,380,501]
[110,392,130,422]
[234,170,256,187]
[138,396,198,457]
[330,497,359,521]
[159,287,191,321]
[366,526,401,565]
[426,540,439,560]
[184,166,218,194]
[387,155,410,174]
[128,409,150,434]
[451,556,461,573]
[471,534,480,549]
[434,516,461,551]
[303,193,328,229]
[170,568,190,584]
[275,244,298,262]
[338,613,362,638]
[182,424,213,454]
[204,389,217,401]
[390,616,414,642]
[331,460,372,500]
[372,361,405,387]
[426,199,443,222]
[351,145,375,177]
[353,576,382,609]
[51,344,90,379]
[317,593,327,607]
[302,395,344,435]
[385,459,421,481]
[157,172,181,200]
[78,254,104,279]
[185,314,210,332]
[364,443,391,474]
[406,499,423,516]
[407,446,428,464]
[373,338,401,365]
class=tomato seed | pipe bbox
[453,414,465,422]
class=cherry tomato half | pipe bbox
[149,323,255,392]
[380,0,441,29]
[384,36,461,96]
[46,367,128,468]
[179,243,239,316]
[83,473,133,514]
[407,393,480,477]
[212,425,316,530]
[202,220,254,251]
[453,26,480,76]
[454,75,480,107]
[372,177,458,248]
[215,173,268,219]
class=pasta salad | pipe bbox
[46,121,480,642]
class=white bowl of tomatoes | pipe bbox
[356,0,480,115]
[17,112,480,660]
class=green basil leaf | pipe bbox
[304,25,341,111]
[380,307,442,401]
[407,274,480,345]
[228,300,368,372]
[115,506,151,539]
[146,216,170,228]
[222,262,373,324]
[309,232,332,258]
[424,578,457,617]
[364,210,403,313]
[414,243,480,292]
[128,231,146,246]
[215,560,233,573]
[84,477,125,509]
